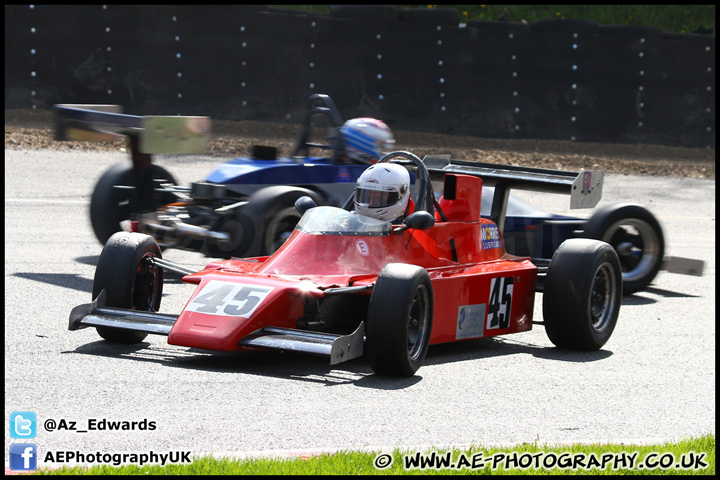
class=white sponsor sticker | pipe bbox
[456,304,486,340]
[356,239,369,256]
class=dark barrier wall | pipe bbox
[5,5,715,148]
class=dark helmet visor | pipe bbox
[355,188,399,208]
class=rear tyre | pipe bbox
[92,232,164,343]
[583,203,664,295]
[243,186,324,256]
[366,264,433,376]
[205,212,258,259]
[543,239,621,350]
[90,162,178,245]
[262,205,303,254]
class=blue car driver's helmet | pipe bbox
[339,118,395,164]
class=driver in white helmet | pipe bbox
[340,118,395,164]
[353,163,411,223]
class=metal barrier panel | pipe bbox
[4,5,715,148]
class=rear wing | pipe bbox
[422,155,603,232]
[53,104,212,154]
[54,104,211,214]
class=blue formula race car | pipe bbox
[54,94,392,258]
[55,96,702,295]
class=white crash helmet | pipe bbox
[340,117,395,163]
[354,163,410,222]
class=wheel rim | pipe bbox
[132,254,161,312]
[589,262,617,332]
[407,285,430,361]
[602,219,660,284]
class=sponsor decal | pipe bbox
[336,167,351,182]
[481,225,502,250]
[455,304,486,339]
[356,239,369,256]
[582,171,592,195]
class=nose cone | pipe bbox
[168,275,309,350]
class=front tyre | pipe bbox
[92,232,164,343]
[543,239,621,350]
[366,264,433,376]
[90,162,178,245]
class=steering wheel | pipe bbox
[341,151,435,217]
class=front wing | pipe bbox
[69,290,365,365]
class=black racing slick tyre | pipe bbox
[90,162,178,245]
[366,264,433,377]
[260,203,304,255]
[243,186,324,256]
[543,239,622,351]
[205,212,258,259]
[92,232,164,343]
[583,203,664,295]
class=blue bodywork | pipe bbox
[205,156,365,192]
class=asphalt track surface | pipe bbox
[5,149,715,470]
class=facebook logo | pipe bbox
[10,443,37,471]
[10,411,37,439]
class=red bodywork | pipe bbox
[167,174,537,351]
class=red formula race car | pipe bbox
[70,151,622,376]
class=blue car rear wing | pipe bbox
[54,104,212,213]
[53,104,212,154]
[422,154,603,233]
